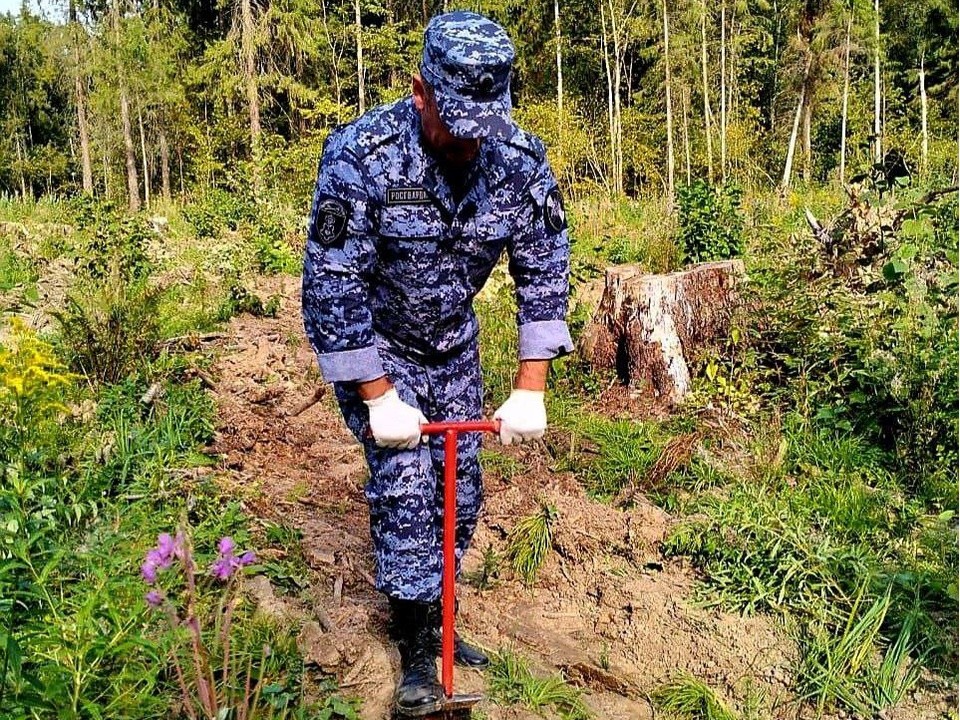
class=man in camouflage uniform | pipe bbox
[302,11,572,715]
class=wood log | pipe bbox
[579,260,745,405]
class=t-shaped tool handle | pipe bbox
[419,420,500,700]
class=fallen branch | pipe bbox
[288,386,326,417]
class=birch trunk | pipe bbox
[609,0,624,196]
[114,0,140,212]
[662,0,675,205]
[138,109,150,209]
[700,3,714,183]
[15,135,27,199]
[720,0,726,181]
[159,129,171,201]
[241,0,261,186]
[919,50,928,178]
[555,0,563,118]
[683,86,692,184]
[120,88,140,212]
[840,13,851,184]
[802,98,811,183]
[354,0,365,114]
[73,34,93,195]
[601,3,617,194]
[102,147,109,198]
[782,77,806,188]
[873,0,882,163]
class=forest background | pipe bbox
[0,0,958,717]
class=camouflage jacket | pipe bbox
[302,97,572,383]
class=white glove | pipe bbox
[493,389,547,446]
[364,389,427,450]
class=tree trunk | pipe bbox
[114,1,140,212]
[159,129,171,201]
[555,0,563,118]
[682,86,691,184]
[354,0,365,114]
[120,87,140,212]
[138,108,150,209]
[802,95,811,182]
[662,0,675,206]
[782,71,807,188]
[15,134,27,199]
[241,0,261,187]
[580,261,745,405]
[919,50,928,178]
[601,3,617,194]
[700,3,714,183]
[840,13,851,184]
[102,147,110,198]
[720,0,726,181]
[873,0,882,163]
[609,0,624,196]
[73,28,93,195]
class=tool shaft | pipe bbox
[420,420,499,700]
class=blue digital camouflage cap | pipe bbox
[420,11,515,140]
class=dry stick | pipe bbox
[220,592,237,709]
[248,643,270,717]
[239,651,255,720]
[166,607,199,720]
[288,386,325,417]
[182,535,217,717]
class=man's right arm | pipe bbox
[302,143,425,449]
[302,143,385,386]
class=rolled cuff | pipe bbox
[518,320,574,360]
[316,346,385,383]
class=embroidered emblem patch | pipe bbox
[313,197,349,248]
[544,186,566,234]
[386,187,430,205]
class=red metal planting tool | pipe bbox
[407,419,500,719]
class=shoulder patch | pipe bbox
[543,185,566,234]
[312,197,350,249]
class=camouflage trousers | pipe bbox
[334,337,483,601]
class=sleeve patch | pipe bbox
[543,185,566,234]
[312,197,350,249]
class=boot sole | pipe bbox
[393,692,484,718]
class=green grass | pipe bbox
[504,503,557,586]
[0,242,38,292]
[487,649,591,720]
[652,674,739,720]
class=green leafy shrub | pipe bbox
[182,188,257,239]
[55,279,162,385]
[69,199,154,283]
[748,187,958,498]
[676,181,745,263]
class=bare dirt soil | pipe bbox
[203,275,952,720]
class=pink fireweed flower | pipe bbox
[145,590,164,607]
[209,537,256,581]
[141,560,158,584]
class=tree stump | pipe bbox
[579,260,745,405]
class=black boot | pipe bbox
[389,598,443,716]
[429,601,490,669]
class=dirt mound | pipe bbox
[205,275,797,720]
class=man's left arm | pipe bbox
[494,158,573,444]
